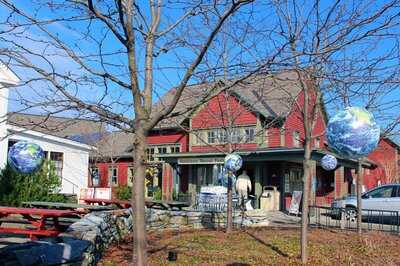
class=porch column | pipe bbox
[188,165,197,204]
[334,166,344,199]
[254,164,262,209]
[162,162,173,200]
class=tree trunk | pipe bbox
[226,172,233,233]
[357,160,363,235]
[301,142,312,264]
[132,132,148,266]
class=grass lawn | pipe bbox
[99,228,400,266]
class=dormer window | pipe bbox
[245,128,255,142]
[218,129,228,143]
[207,130,217,144]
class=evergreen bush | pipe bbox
[115,185,132,200]
[0,160,66,206]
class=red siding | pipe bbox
[94,161,131,189]
[191,93,257,129]
[267,127,281,147]
[191,143,258,153]
[147,131,189,152]
[364,139,399,189]
[283,90,326,148]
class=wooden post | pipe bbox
[356,160,363,235]
[226,171,233,233]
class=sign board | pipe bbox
[178,157,224,165]
[79,187,111,204]
[289,190,302,215]
[196,186,228,212]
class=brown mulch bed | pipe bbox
[99,228,400,266]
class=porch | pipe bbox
[159,148,375,211]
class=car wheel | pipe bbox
[345,207,357,222]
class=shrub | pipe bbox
[153,187,162,200]
[0,160,66,206]
[115,185,132,200]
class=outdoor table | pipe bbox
[22,201,116,213]
[145,199,190,210]
[82,198,131,209]
[0,206,77,239]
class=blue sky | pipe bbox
[1,1,399,138]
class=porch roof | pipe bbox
[157,147,376,169]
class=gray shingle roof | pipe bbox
[7,113,107,140]
[153,71,302,128]
[91,131,133,159]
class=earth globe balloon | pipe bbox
[321,154,337,171]
[7,141,45,174]
[224,153,243,172]
[326,107,380,159]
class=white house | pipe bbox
[0,63,94,195]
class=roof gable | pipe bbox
[152,71,302,129]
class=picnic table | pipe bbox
[145,199,190,210]
[82,198,190,210]
[0,206,77,239]
[22,201,115,213]
[82,198,131,209]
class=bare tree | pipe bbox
[0,1,276,264]
[267,0,400,263]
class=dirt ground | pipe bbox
[99,228,400,266]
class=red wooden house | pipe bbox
[90,72,399,209]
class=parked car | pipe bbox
[331,184,400,221]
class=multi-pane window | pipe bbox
[231,128,242,143]
[50,152,63,179]
[218,129,228,143]
[108,166,118,186]
[244,128,255,142]
[90,167,100,186]
[127,167,134,187]
[315,137,321,148]
[171,146,180,153]
[292,131,301,147]
[208,130,217,144]
[146,147,155,162]
[157,147,167,154]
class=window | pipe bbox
[208,130,217,144]
[315,137,321,148]
[244,128,255,142]
[231,128,242,143]
[50,152,63,179]
[218,129,228,143]
[127,167,134,187]
[286,169,303,192]
[108,166,118,186]
[368,186,394,198]
[292,131,300,147]
[157,147,167,154]
[90,167,100,186]
[171,146,180,153]
[146,147,155,162]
